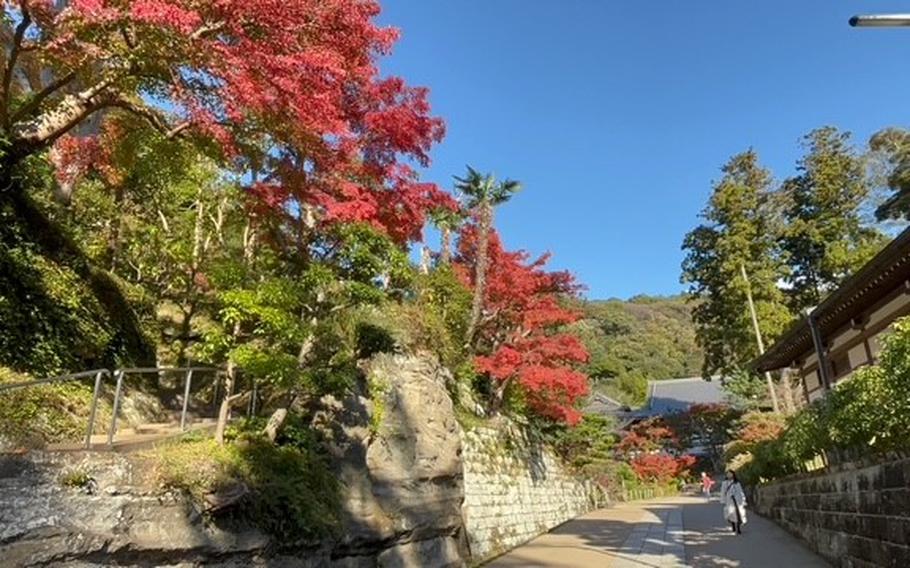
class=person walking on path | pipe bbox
[720,470,747,535]
[700,472,716,499]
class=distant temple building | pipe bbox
[753,227,910,403]
[639,377,725,416]
[587,376,725,429]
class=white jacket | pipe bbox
[720,480,747,524]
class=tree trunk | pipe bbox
[780,368,796,414]
[490,376,511,415]
[215,219,256,445]
[263,407,288,443]
[9,77,119,162]
[260,289,320,443]
[419,245,431,274]
[107,183,125,272]
[176,189,207,364]
[440,226,452,264]
[214,359,237,445]
[465,203,491,348]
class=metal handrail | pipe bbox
[106,367,221,448]
[0,366,221,450]
[0,369,111,393]
[0,368,111,448]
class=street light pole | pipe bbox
[849,14,910,27]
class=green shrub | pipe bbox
[151,433,341,540]
[0,367,112,448]
[551,414,618,469]
[355,322,398,359]
[364,266,472,370]
[59,466,94,489]
[0,192,156,375]
[732,317,910,484]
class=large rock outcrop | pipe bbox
[0,353,467,567]
[316,353,467,567]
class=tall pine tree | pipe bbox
[780,127,886,312]
[682,150,792,378]
[868,127,910,222]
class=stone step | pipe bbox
[45,419,218,453]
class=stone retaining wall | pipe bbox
[753,455,910,568]
[461,422,605,563]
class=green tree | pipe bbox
[681,150,792,378]
[780,127,886,311]
[454,166,521,347]
[868,127,910,222]
[570,295,702,406]
[722,370,771,410]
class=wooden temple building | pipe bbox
[753,227,910,403]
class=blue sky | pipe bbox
[378,1,910,300]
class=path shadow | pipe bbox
[489,498,830,568]
[488,501,681,567]
[679,498,830,568]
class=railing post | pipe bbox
[212,372,221,414]
[180,369,193,431]
[84,370,106,449]
[107,370,125,447]
[248,378,257,418]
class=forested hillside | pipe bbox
[570,295,702,406]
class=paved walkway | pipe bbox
[487,495,831,567]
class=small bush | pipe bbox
[60,466,94,489]
[150,431,341,541]
[551,414,618,469]
[355,322,397,359]
[0,367,112,448]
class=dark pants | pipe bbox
[730,501,743,534]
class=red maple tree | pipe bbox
[456,225,590,425]
[4,0,451,243]
[618,418,681,456]
[631,453,696,484]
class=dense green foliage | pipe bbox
[0,190,157,375]
[151,419,340,540]
[0,367,112,449]
[546,413,669,500]
[571,294,702,405]
[682,127,889,387]
[681,150,792,379]
[781,127,886,312]
[868,127,910,222]
[730,317,910,484]
[721,370,774,410]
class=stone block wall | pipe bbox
[753,455,910,568]
[461,422,604,563]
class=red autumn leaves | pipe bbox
[29,0,592,424]
[619,417,697,483]
[456,226,590,425]
[33,0,448,245]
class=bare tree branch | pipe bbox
[190,21,226,41]
[9,72,76,124]
[1,2,32,127]
[9,76,119,157]
[109,97,190,139]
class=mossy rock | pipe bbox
[0,191,156,375]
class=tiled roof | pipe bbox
[641,377,725,416]
[584,392,630,416]
[753,225,910,372]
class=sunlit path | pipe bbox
[486,495,830,567]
